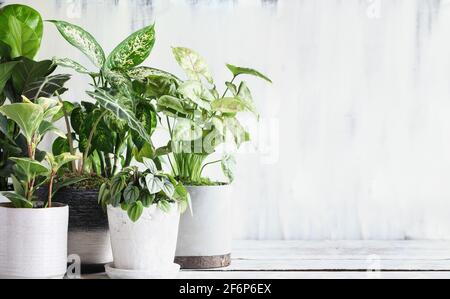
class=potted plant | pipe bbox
[0,97,79,278]
[98,158,189,278]
[0,4,70,198]
[156,47,271,268]
[44,19,163,272]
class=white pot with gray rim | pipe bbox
[106,203,180,279]
[0,203,69,279]
[175,184,232,269]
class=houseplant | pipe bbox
[98,158,189,278]
[0,97,79,279]
[0,4,70,195]
[49,19,171,271]
[157,47,271,268]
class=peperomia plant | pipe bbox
[49,20,165,180]
[0,4,70,190]
[98,158,189,221]
[156,47,271,184]
[0,97,79,208]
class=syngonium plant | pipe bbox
[156,47,272,184]
[0,4,70,190]
[0,97,79,208]
[49,20,177,180]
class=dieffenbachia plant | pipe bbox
[98,157,190,222]
[156,47,271,184]
[49,20,169,178]
[0,97,79,208]
[0,4,71,190]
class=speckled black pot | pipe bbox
[38,187,112,274]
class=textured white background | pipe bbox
[4,0,450,240]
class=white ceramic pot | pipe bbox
[107,204,180,273]
[175,185,232,269]
[0,203,69,279]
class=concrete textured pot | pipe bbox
[175,185,232,269]
[38,187,112,274]
[0,203,69,279]
[107,203,180,277]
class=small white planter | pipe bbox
[107,204,180,278]
[0,203,69,279]
[175,185,232,269]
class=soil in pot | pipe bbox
[38,176,112,274]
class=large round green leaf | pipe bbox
[0,4,43,59]
[0,102,44,143]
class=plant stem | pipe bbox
[221,76,237,98]
[199,159,222,177]
[47,172,55,208]
[82,110,108,173]
[56,92,77,171]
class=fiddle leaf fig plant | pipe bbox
[0,97,80,208]
[157,47,271,184]
[98,157,189,222]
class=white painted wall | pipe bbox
[4,0,450,240]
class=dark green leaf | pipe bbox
[226,63,272,83]
[127,201,144,222]
[123,184,139,204]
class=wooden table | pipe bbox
[85,240,450,279]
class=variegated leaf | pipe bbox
[106,24,155,70]
[172,47,213,84]
[48,20,105,67]
[52,57,91,75]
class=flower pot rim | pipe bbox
[0,202,68,210]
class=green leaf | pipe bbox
[172,47,213,84]
[225,81,238,96]
[110,193,121,207]
[140,192,155,208]
[0,40,11,60]
[237,81,259,117]
[48,20,106,68]
[211,97,247,114]
[10,157,49,180]
[155,144,172,157]
[86,88,153,145]
[157,95,189,116]
[226,63,272,83]
[52,100,75,122]
[52,57,92,75]
[0,61,18,93]
[0,4,43,59]
[38,120,66,139]
[123,184,140,204]
[98,182,108,204]
[1,191,33,208]
[173,118,203,142]
[127,201,144,222]
[106,24,155,70]
[157,200,171,213]
[0,102,44,143]
[145,173,162,194]
[11,174,24,195]
[127,66,181,83]
[46,152,80,173]
[221,154,236,183]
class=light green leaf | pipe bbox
[237,81,259,118]
[157,200,172,213]
[173,118,203,142]
[157,95,189,116]
[225,81,238,96]
[127,66,181,83]
[221,154,236,183]
[172,47,213,84]
[38,120,66,139]
[226,63,272,83]
[86,88,153,145]
[106,24,155,70]
[10,157,49,179]
[142,157,157,174]
[178,80,213,110]
[211,97,247,114]
[52,57,91,75]
[46,152,80,173]
[0,102,43,143]
[0,4,43,59]
[160,177,175,198]
[127,201,144,222]
[48,20,105,67]
[0,61,18,93]
[145,173,162,194]
[223,117,250,147]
